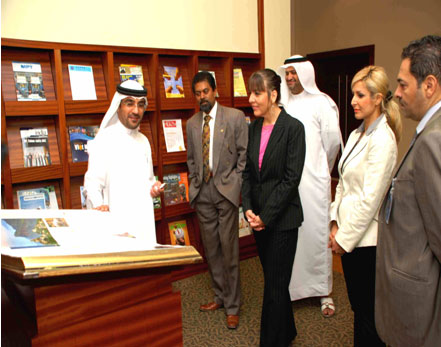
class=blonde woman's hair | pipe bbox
[352,66,402,143]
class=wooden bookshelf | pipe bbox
[1,38,262,270]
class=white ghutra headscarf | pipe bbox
[277,55,338,113]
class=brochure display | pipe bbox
[233,68,247,97]
[68,125,99,162]
[118,64,144,85]
[17,186,58,210]
[20,127,51,167]
[12,61,46,101]
[168,220,190,246]
[163,66,185,98]
[163,172,189,206]
[162,119,186,152]
[68,64,97,100]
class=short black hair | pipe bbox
[192,71,216,93]
[402,35,441,85]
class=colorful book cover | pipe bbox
[163,66,185,98]
[1,218,59,249]
[17,186,59,210]
[168,220,190,246]
[239,206,252,237]
[68,64,97,100]
[68,126,99,162]
[119,64,145,86]
[12,61,46,101]
[153,176,161,209]
[233,68,247,97]
[20,127,51,167]
[163,172,189,206]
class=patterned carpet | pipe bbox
[173,256,354,346]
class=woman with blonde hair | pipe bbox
[329,65,401,346]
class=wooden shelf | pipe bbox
[11,165,63,184]
[1,38,260,260]
[4,101,59,116]
[64,100,110,114]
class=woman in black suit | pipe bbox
[241,69,306,347]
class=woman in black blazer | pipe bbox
[241,69,305,347]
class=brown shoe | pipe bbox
[226,315,239,329]
[199,302,223,312]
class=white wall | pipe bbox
[292,0,441,159]
[264,0,291,71]
[1,0,258,53]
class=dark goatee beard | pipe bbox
[200,100,213,114]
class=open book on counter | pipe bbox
[1,209,202,278]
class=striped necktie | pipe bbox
[202,115,211,182]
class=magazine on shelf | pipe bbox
[163,66,185,98]
[233,68,247,97]
[162,119,186,152]
[153,176,161,209]
[238,206,252,237]
[1,218,59,249]
[68,125,99,162]
[168,220,190,246]
[20,127,51,167]
[68,64,97,100]
[12,61,46,101]
[119,64,145,85]
[163,172,189,206]
[17,186,59,210]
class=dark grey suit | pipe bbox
[187,103,248,315]
[376,107,441,346]
[242,109,305,346]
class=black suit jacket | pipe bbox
[241,108,306,231]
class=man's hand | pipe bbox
[94,205,109,211]
[151,181,165,198]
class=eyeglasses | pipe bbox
[121,98,147,109]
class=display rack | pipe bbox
[1,38,262,267]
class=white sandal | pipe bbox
[320,297,335,318]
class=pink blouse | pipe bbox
[259,124,274,170]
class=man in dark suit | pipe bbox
[376,35,441,346]
[186,71,248,329]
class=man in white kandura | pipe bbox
[84,80,163,244]
[278,55,342,317]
